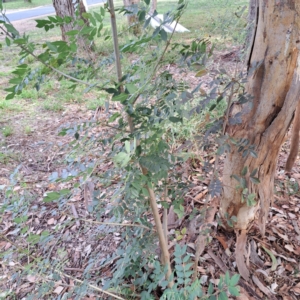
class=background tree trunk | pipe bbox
[52,0,93,52]
[81,0,88,12]
[75,0,89,26]
[52,0,75,42]
[221,1,300,235]
[150,0,157,13]
[123,0,141,35]
[248,0,256,22]
[245,0,257,51]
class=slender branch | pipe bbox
[131,17,181,106]
[57,271,126,300]
[108,0,134,133]
[163,184,168,240]
[70,216,152,230]
[108,0,176,287]
[0,25,94,86]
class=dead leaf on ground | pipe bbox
[53,286,64,295]
[252,275,272,297]
[236,230,250,281]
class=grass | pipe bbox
[0,0,247,114]
[0,150,19,164]
[42,98,64,111]
[24,125,32,134]
[2,0,52,10]
[0,99,23,111]
[86,96,106,110]
[2,125,13,136]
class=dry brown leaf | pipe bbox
[26,275,37,283]
[194,189,208,201]
[0,241,6,249]
[5,242,12,250]
[48,183,56,190]
[47,218,56,225]
[249,240,264,267]
[16,283,30,293]
[288,212,296,219]
[53,286,64,295]
[197,266,206,273]
[272,227,289,241]
[237,286,255,300]
[59,215,67,222]
[291,282,300,292]
[167,205,177,226]
[84,181,94,212]
[215,235,230,254]
[284,244,295,252]
[291,286,300,294]
[252,275,271,297]
[236,230,250,281]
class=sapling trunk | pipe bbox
[108,0,173,287]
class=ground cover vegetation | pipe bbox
[2,0,52,10]
[0,0,300,299]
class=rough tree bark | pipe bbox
[52,0,92,52]
[150,0,157,13]
[52,0,75,42]
[248,0,256,21]
[245,0,257,50]
[123,0,141,35]
[220,1,300,277]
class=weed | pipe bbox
[24,125,32,135]
[16,88,38,101]
[0,99,22,112]
[42,100,64,112]
[86,97,106,110]
[2,126,13,137]
[0,152,10,164]
[0,150,19,164]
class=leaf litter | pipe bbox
[0,20,300,300]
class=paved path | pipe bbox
[2,0,105,22]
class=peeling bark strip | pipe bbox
[221,2,300,235]
[286,100,300,172]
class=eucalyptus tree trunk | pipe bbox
[150,0,157,13]
[221,1,300,280]
[52,0,93,52]
[221,2,300,234]
[245,0,257,53]
[52,0,75,42]
[81,0,88,11]
[76,0,89,24]
[248,0,256,22]
[123,0,141,35]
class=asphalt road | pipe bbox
[2,0,105,22]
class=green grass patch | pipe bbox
[0,99,23,112]
[2,0,52,10]
[0,150,19,164]
[2,125,13,137]
[42,98,64,112]
[86,97,106,110]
